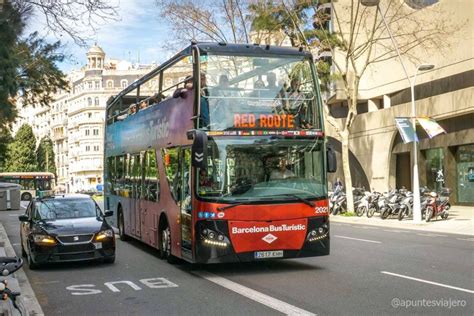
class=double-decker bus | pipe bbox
[0,172,55,201]
[104,42,336,263]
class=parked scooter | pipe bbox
[424,188,451,222]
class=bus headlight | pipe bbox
[307,224,328,242]
[200,227,228,247]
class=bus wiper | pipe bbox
[217,201,248,212]
[271,194,315,207]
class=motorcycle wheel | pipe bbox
[381,209,390,220]
[425,207,433,222]
[367,206,376,218]
[356,206,366,217]
[441,212,449,220]
[398,208,406,221]
[445,203,451,211]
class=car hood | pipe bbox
[36,217,109,236]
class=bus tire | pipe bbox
[159,219,177,264]
[118,206,129,241]
[21,192,32,201]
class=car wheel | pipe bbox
[118,208,128,241]
[103,256,115,264]
[27,243,39,270]
[21,192,32,201]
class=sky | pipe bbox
[25,0,177,72]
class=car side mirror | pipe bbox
[18,215,29,222]
[104,210,113,217]
[327,144,337,173]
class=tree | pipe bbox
[36,136,56,174]
[0,0,119,129]
[251,0,460,210]
[0,128,13,172]
[5,124,37,172]
[156,0,251,49]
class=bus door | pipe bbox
[131,153,142,238]
[141,150,159,246]
[179,148,192,260]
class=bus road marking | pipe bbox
[333,235,381,244]
[381,271,474,294]
[66,278,178,295]
[194,270,316,316]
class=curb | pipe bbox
[330,215,474,236]
[0,223,44,316]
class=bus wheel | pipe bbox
[118,208,128,241]
[21,192,32,201]
[159,224,177,264]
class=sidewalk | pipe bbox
[330,205,474,236]
[0,223,44,316]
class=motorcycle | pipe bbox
[0,256,24,314]
[424,188,451,222]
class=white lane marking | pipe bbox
[12,243,20,246]
[357,226,379,230]
[334,235,381,244]
[381,271,474,294]
[417,233,447,237]
[383,230,410,233]
[194,271,315,316]
[9,214,20,217]
[456,237,474,241]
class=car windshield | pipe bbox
[196,137,327,203]
[34,199,98,220]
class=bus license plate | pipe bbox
[254,250,283,259]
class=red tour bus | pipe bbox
[104,42,336,263]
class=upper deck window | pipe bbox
[199,54,321,131]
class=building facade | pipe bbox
[49,45,155,192]
[326,0,474,205]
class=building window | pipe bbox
[88,97,92,106]
[93,129,99,136]
[121,79,128,88]
[85,129,90,136]
[94,145,99,151]
[86,145,90,151]
[94,97,99,106]
[107,80,113,88]
[456,144,474,204]
[404,0,439,9]
[95,81,100,89]
[88,82,92,89]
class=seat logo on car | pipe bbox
[74,236,79,241]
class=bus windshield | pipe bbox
[196,137,327,203]
[200,54,320,130]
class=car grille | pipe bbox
[57,234,94,244]
[56,252,96,261]
[57,243,95,253]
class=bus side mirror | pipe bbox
[188,129,208,169]
[327,145,337,173]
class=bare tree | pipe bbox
[14,0,119,46]
[156,0,251,49]
[313,0,462,210]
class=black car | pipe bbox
[19,194,115,269]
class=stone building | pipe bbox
[50,45,155,192]
[325,0,473,205]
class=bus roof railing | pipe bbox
[0,172,55,177]
[106,42,312,111]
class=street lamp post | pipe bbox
[411,64,434,222]
[359,0,434,223]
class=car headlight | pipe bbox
[95,229,114,241]
[33,234,56,245]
